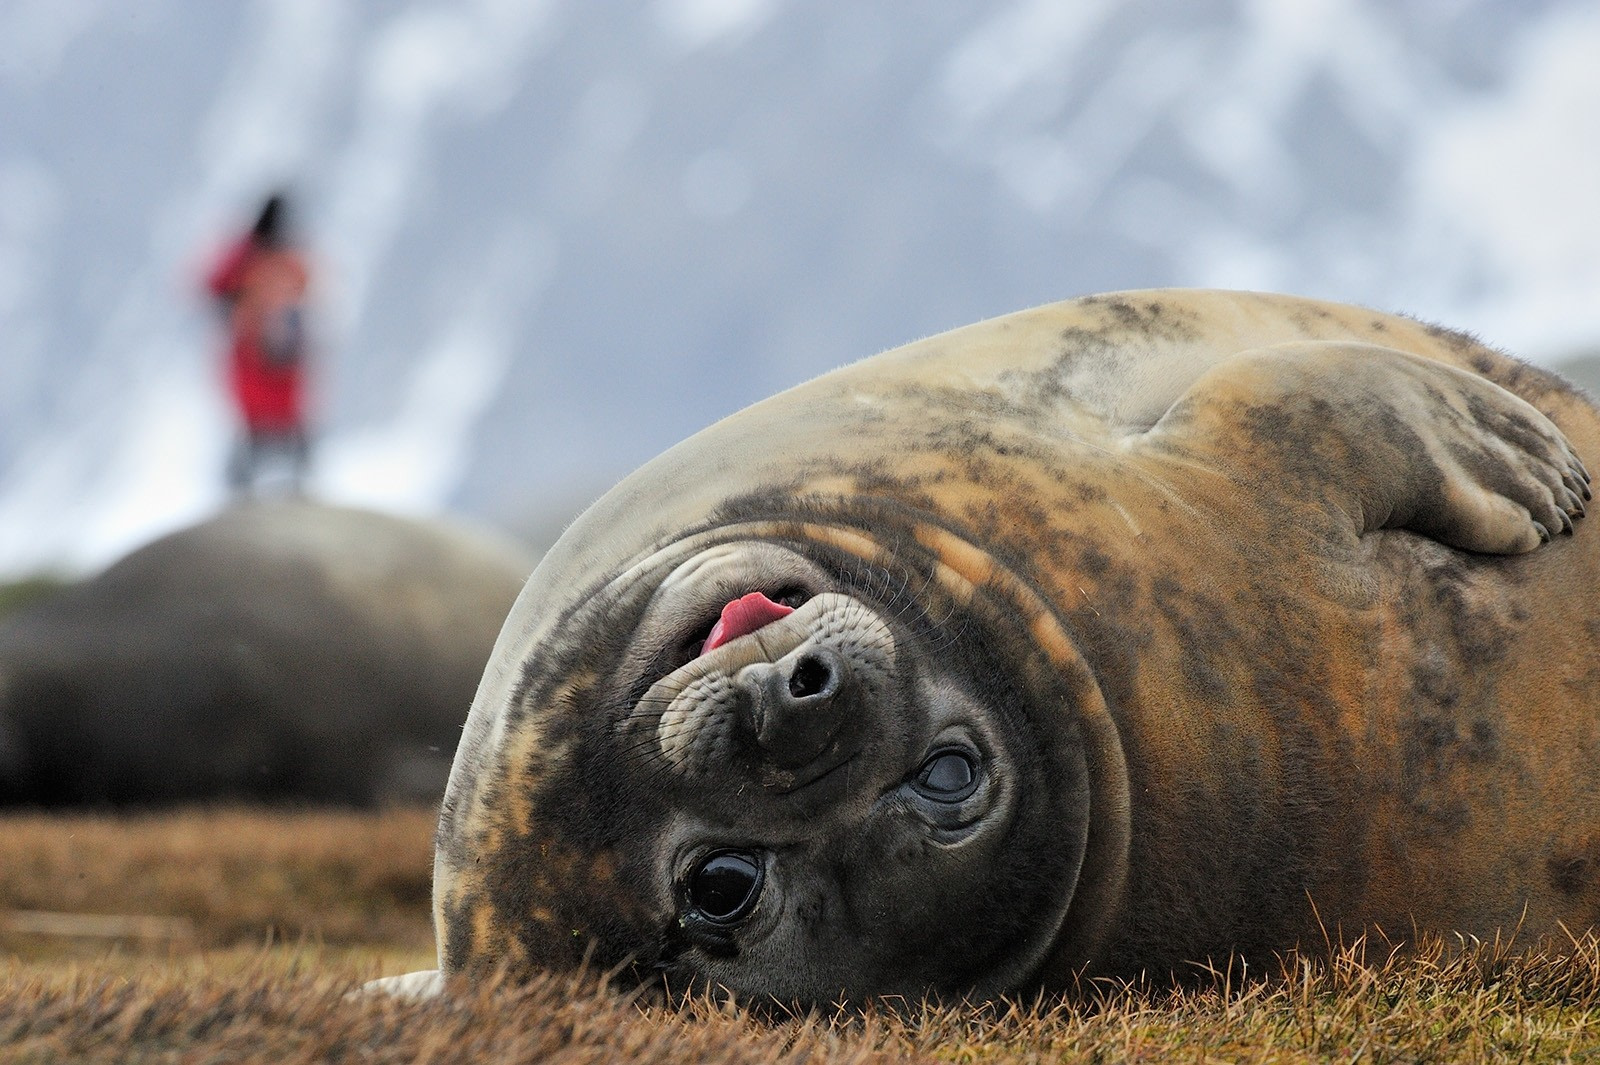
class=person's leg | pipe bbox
[286,425,310,496]
[226,431,258,496]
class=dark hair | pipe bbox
[251,193,289,247]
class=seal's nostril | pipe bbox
[739,648,850,767]
[788,654,835,700]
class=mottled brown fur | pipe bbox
[389,290,1600,1003]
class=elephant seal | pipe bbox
[380,289,1599,1005]
[0,501,534,806]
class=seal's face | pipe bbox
[623,540,1039,1002]
[445,532,1096,1005]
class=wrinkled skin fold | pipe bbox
[375,290,1600,1006]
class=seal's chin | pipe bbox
[618,540,839,699]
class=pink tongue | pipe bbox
[701,592,795,654]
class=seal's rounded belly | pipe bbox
[397,290,1600,1004]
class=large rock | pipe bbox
[0,502,533,807]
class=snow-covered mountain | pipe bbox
[4,0,1599,575]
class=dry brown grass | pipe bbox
[4,807,1600,1062]
[0,807,436,958]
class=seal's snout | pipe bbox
[741,647,846,768]
[647,592,897,787]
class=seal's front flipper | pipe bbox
[1143,341,1589,554]
[360,969,444,999]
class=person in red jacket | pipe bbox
[206,193,314,495]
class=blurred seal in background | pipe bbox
[0,501,533,807]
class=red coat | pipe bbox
[206,238,310,432]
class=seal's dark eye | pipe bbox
[913,750,977,802]
[687,852,763,924]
